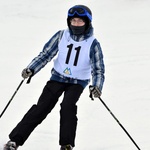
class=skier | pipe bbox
[4,4,105,150]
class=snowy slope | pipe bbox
[0,0,150,149]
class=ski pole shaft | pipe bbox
[0,79,25,118]
[98,97,141,150]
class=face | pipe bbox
[70,17,85,26]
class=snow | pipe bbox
[0,0,150,149]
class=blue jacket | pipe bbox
[27,27,105,91]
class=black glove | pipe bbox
[22,68,33,79]
[89,85,101,100]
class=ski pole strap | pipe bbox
[89,86,94,100]
[26,69,34,84]
[89,92,94,100]
[26,75,32,84]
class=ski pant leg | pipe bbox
[59,84,84,147]
[9,80,64,146]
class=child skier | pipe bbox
[4,4,105,150]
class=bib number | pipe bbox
[65,44,81,66]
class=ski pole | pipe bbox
[0,79,25,118]
[98,97,141,150]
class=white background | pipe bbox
[0,0,150,149]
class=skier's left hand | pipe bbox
[89,85,101,98]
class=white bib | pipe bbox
[54,30,95,80]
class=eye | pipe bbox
[78,19,84,23]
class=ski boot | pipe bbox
[3,141,18,150]
[60,144,73,150]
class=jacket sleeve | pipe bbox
[27,30,64,75]
[90,39,105,91]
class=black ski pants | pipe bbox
[9,80,84,147]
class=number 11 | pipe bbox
[65,44,81,66]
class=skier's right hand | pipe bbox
[22,68,33,79]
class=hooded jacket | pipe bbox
[27,26,105,91]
